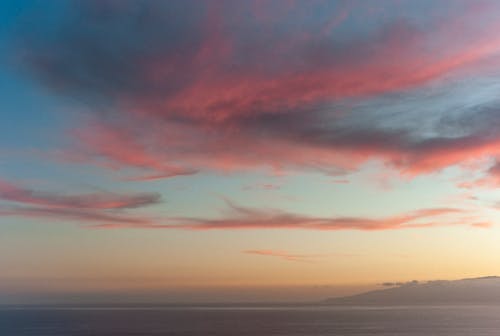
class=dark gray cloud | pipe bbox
[0,179,161,209]
[13,0,500,180]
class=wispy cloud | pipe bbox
[91,200,474,231]
[243,183,281,191]
[0,179,158,225]
[331,179,349,184]
[0,206,152,226]
[470,222,493,229]
[243,250,325,262]
[458,160,500,189]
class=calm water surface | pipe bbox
[1,305,500,335]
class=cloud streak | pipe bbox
[0,206,152,226]
[0,179,158,226]
[0,179,161,209]
[243,250,325,262]
[92,201,473,232]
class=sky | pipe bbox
[2,0,500,303]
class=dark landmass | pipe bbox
[324,276,500,305]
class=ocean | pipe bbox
[1,305,500,335]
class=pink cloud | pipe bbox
[332,179,349,184]
[243,250,324,262]
[0,206,152,226]
[69,123,198,180]
[0,179,158,226]
[243,183,281,191]
[470,222,493,229]
[460,160,500,189]
[21,1,500,181]
[91,201,474,232]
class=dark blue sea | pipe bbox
[1,305,500,335]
